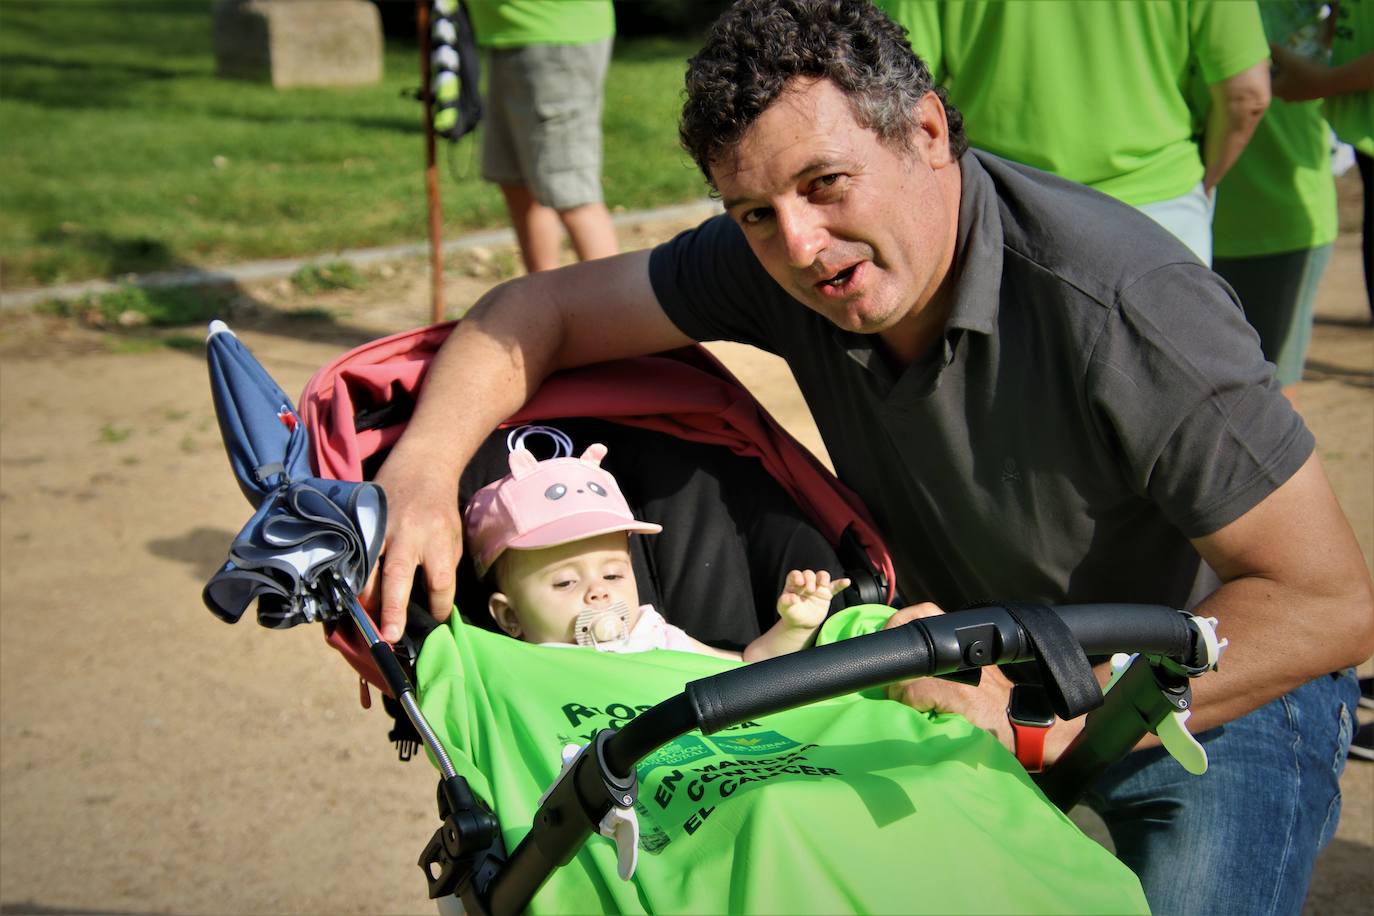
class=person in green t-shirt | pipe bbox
[1208,2,1341,400]
[878,0,1272,265]
[1270,0,1374,317]
[463,440,848,660]
[465,0,620,273]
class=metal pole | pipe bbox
[418,0,444,324]
[331,574,460,781]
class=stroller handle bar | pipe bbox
[606,602,1200,778]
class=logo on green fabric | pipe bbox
[637,735,713,773]
[707,731,799,756]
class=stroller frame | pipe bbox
[296,324,1223,914]
[344,583,1218,914]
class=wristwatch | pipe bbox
[1007,683,1056,773]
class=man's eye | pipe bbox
[811,174,843,196]
[741,207,772,226]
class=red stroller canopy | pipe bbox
[298,322,895,690]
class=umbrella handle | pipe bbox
[328,574,460,782]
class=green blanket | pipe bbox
[416,606,1149,914]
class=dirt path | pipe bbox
[1,201,1370,914]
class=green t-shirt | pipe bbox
[415,606,1149,914]
[1325,0,1374,155]
[879,0,1268,205]
[465,0,614,49]
[1211,4,1338,257]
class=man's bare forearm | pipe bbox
[1183,566,1372,734]
[390,250,683,482]
[366,276,568,634]
[389,279,566,485]
[367,251,692,636]
[1181,456,1374,733]
[1052,456,1374,760]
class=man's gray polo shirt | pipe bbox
[648,150,1312,611]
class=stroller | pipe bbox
[209,321,1224,914]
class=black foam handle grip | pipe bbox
[686,604,1195,735]
[687,620,938,734]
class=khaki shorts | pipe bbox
[481,38,612,211]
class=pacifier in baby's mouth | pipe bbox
[575,601,633,648]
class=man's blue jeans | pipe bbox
[1085,670,1359,916]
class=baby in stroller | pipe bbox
[465,431,848,661]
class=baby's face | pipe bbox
[497,532,641,644]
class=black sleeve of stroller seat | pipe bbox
[684,604,1195,736]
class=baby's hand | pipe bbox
[776,570,851,630]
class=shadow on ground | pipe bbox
[24,226,179,284]
[1306,834,1374,912]
[1314,314,1374,330]
[147,525,243,583]
[1303,358,1374,389]
[1,903,163,916]
[8,276,390,360]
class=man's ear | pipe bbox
[913,90,953,169]
[488,593,523,638]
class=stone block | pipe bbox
[212,0,383,88]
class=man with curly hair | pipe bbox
[370,3,1374,912]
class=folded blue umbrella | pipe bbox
[202,321,386,628]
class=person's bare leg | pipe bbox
[500,184,564,273]
[558,202,619,262]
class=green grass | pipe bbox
[0,1,708,289]
[37,283,228,326]
[291,260,363,293]
[97,423,132,444]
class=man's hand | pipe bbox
[776,569,851,630]
[882,603,1015,751]
[362,450,463,643]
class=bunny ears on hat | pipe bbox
[464,430,660,578]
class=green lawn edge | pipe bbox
[0,1,711,290]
